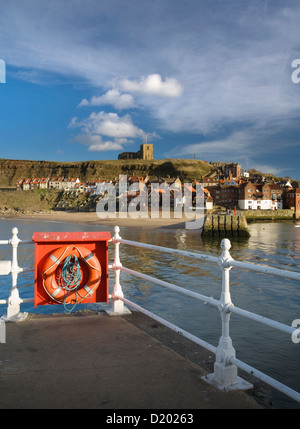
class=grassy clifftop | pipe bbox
[0,158,213,186]
[0,189,102,214]
[0,189,62,213]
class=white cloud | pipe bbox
[2,2,299,139]
[2,1,300,172]
[166,130,251,159]
[70,111,146,152]
[79,89,136,109]
[119,74,183,97]
[166,126,295,175]
[250,164,284,176]
[70,111,145,139]
[88,141,124,152]
[72,134,124,152]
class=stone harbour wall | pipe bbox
[202,214,250,237]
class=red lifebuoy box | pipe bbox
[32,231,111,307]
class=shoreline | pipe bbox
[0,210,297,231]
[0,210,203,230]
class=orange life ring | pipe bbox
[42,245,102,304]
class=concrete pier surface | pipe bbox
[0,310,265,409]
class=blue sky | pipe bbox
[1,0,300,178]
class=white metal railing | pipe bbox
[0,227,34,322]
[0,226,300,406]
[109,226,300,405]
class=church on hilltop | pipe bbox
[118,139,153,161]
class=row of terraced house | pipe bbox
[15,176,214,210]
[16,177,101,193]
[15,174,300,216]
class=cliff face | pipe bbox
[0,158,213,186]
[0,159,59,186]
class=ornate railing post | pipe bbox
[107,226,131,316]
[203,238,252,390]
[3,228,28,322]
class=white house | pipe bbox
[67,178,80,189]
[238,182,283,210]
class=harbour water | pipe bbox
[0,217,299,409]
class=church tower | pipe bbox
[139,135,153,160]
[118,135,154,160]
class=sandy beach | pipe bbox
[1,210,204,230]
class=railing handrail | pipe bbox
[113,238,299,337]
[115,237,220,264]
[114,237,300,281]
[0,239,34,246]
[109,226,300,405]
[117,264,296,337]
[0,226,300,406]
